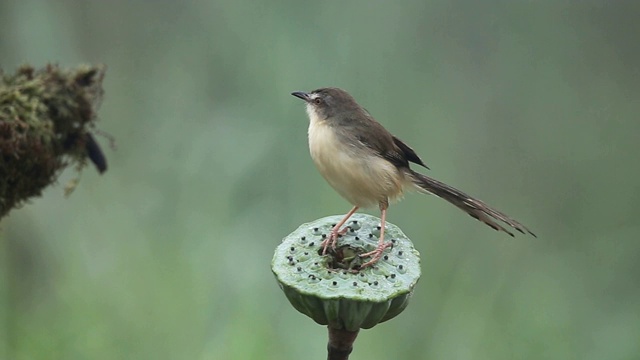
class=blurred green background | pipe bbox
[1,1,639,359]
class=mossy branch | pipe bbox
[0,64,110,219]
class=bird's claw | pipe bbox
[359,241,393,269]
[320,226,350,255]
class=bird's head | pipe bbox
[291,87,360,123]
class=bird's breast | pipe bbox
[307,116,406,208]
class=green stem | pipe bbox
[327,326,359,360]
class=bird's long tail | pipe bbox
[407,170,535,237]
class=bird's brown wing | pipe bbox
[351,121,408,169]
[392,136,429,169]
[349,113,428,170]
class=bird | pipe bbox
[291,87,535,269]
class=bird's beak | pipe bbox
[291,91,311,102]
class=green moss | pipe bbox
[0,64,108,219]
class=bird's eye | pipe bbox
[314,98,322,105]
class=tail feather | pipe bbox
[407,170,536,237]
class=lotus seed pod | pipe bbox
[272,214,421,332]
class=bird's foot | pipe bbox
[359,241,393,269]
[320,226,349,255]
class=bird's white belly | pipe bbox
[308,118,405,208]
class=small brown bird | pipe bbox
[292,88,535,268]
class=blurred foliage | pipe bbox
[1,1,639,359]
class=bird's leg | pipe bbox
[359,201,393,269]
[321,206,359,255]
